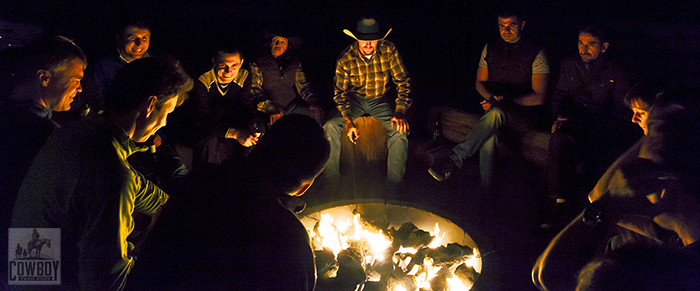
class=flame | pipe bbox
[427,223,446,249]
[311,211,477,290]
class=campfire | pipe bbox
[300,201,481,291]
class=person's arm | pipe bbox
[295,62,322,121]
[515,49,549,106]
[532,212,608,291]
[295,62,317,105]
[475,45,496,101]
[515,73,548,106]
[388,44,411,133]
[333,54,358,143]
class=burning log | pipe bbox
[303,203,481,290]
[390,222,433,248]
[314,247,338,279]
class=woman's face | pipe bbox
[631,99,652,135]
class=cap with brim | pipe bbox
[343,17,392,41]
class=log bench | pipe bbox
[413,106,551,169]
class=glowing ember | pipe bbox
[304,204,481,291]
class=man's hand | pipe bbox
[480,95,503,111]
[226,128,259,147]
[551,117,569,133]
[270,113,284,125]
[346,118,359,144]
[391,112,409,133]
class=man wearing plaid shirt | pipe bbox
[323,17,411,185]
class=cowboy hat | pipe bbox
[343,17,392,41]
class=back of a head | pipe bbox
[104,57,184,114]
[643,86,700,197]
[247,114,330,194]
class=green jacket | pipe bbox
[11,114,169,290]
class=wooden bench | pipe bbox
[339,116,388,178]
[413,106,550,168]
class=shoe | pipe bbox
[428,156,456,182]
[428,167,451,181]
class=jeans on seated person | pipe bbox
[323,96,409,184]
[449,101,541,189]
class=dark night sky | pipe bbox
[2,0,700,130]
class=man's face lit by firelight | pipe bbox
[213,52,243,84]
[498,16,524,44]
[119,26,150,62]
[578,33,608,63]
[357,40,379,57]
[270,36,289,58]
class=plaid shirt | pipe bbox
[334,40,411,119]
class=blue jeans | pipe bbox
[449,107,510,189]
[323,96,409,183]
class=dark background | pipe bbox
[4,0,700,134]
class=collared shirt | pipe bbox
[334,40,411,119]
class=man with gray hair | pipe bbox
[0,35,86,229]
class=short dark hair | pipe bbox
[579,26,608,44]
[104,58,185,114]
[624,81,661,108]
[214,45,244,60]
[497,8,524,22]
[246,114,330,194]
[32,35,87,74]
[118,19,152,38]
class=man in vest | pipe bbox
[429,10,549,190]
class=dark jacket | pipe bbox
[0,101,59,229]
[552,55,631,123]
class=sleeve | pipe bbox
[250,63,276,114]
[389,46,412,115]
[295,63,318,105]
[551,60,575,117]
[132,170,170,215]
[333,56,353,120]
[478,44,488,69]
[191,80,214,133]
[532,49,550,75]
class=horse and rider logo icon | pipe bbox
[14,229,52,259]
[8,228,61,285]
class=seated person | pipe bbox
[532,87,700,291]
[250,32,321,126]
[11,58,186,290]
[544,26,639,219]
[137,114,329,290]
[184,46,257,168]
[429,9,548,190]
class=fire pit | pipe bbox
[299,199,481,291]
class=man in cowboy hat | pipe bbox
[429,9,549,190]
[250,32,321,126]
[323,17,411,186]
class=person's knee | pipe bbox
[483,107,507,126]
